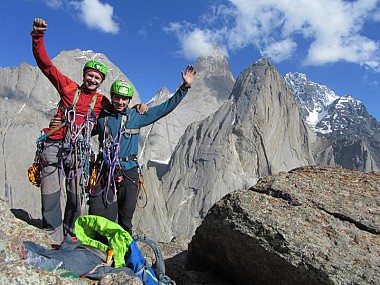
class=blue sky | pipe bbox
[1,0,380,120]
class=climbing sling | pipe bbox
[88,113,147,207]
[27,88,97,204]
[61,88,98,214]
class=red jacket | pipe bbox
[31,32,112,140]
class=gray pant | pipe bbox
[40,141,83,243]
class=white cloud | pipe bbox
[45,0,63,9]
[166,0,380,71]
[71,0,119,34]
[183,29,227,59]
[261,38,297,62]
[165,22,227,59]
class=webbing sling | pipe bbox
[59,88,98,117]
[103,114,140,146]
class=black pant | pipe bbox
[88,167,139,234]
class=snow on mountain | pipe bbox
[284,72,364,134]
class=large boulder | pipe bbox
[187,166,380,285]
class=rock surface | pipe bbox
[160,58,317,240]
[2,165,379,284]
[0,197,226,284]
[187,166,380,285]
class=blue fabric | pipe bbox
[23,237,135,280]
[23,238,103,277]
[126,240,159,284]
[23,219,163,283]
[96,86,188,170]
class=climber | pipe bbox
[31,18,147,244]
[31,18,115,243]
[88,65,197,235]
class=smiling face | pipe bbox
[83,70,103,91]
[111,93,131,112]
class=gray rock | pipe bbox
[138,54,234,168]
[187,166,380,285]
[160,58,316,239]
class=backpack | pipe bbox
[24,215,176,284]
[125,235,175,284]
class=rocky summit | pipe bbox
[2,165,378,284]
[187,165,380,285]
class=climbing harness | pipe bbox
[28,87,98,216]
[88,113,147,208]
[27,120,67,187]
[59,88,98,214]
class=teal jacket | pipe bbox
[96,86,188,170]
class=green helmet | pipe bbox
[83,60,107,79]
[110,80,134,98]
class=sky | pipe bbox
[1,0,380,121]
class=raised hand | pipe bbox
[33,18,48,34]
[181,65,197,88]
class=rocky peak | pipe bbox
[284,72,380,171]
[160,57,316,239]
[137,54,235,167]
[285,72,340,130]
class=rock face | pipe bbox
[138,55,235,167]
[133,55,235,239]
[160,58,316,239]
[187,166,380,285]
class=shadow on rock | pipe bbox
[165,250,234,285]
[11,208,43,229]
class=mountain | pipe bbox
[132,55,236,240]
[1,49,379,244]
[285,73,380,171]
[138,55,235,174]
[155,58,316,239]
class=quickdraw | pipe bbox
[136,164,147,209]
[27,141,44,187]
[28,163,41,187]
[62,109,97,214]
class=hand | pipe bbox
[49,115,63,128]
[134,103,149,115]
[180,65,197,88]
[33,18,48,34]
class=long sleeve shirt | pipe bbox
[96,86,189,170]
[31,32,112,140]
